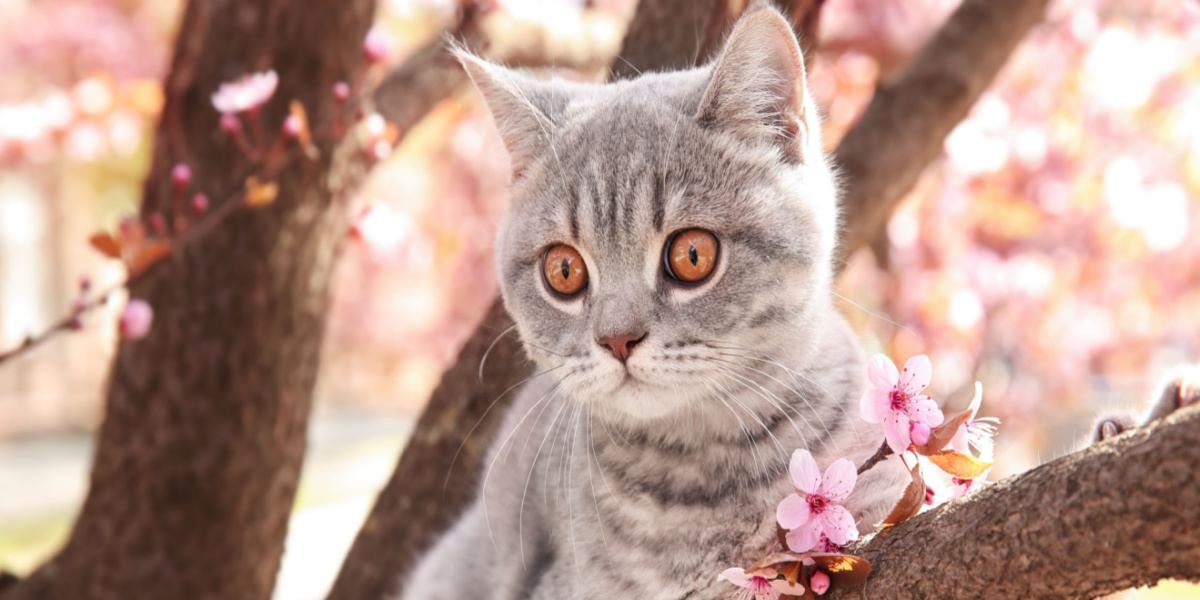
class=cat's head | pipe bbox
[460,7,840,425]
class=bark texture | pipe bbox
[3,0,375,598]
[835,0,1052,264]
[330,1,831,597]
[831,404,1200,599]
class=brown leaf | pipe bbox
[245,177,279,207]
[751,551,811,571]
[89,232,122,259]
[914,408,971,455]
[927,451,992,480]
[881,462,925,527]
[126,240,173,277]
[811,553,873,589]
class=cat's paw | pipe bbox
[1143,367,1200,424]
[1089,367,1198,444]
[1090,413,1137,443]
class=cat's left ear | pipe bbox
[695,7,815,162]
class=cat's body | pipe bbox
[408,317,904,600]
[403,6,908,599]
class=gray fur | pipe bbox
[403,7,906,599]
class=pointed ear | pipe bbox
[695,8,814,162]
[453,48,570,177]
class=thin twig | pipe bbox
[857,441,893,475]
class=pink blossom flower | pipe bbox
[809,570,831,595]
[211,70,278,114]
[776,450,859,551]
[950,382,999,459]
[718,568,805,600]
[860,354,944,455]
[119,299,153,339]
[332,81,351,102]
[363,28,392,64]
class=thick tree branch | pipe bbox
[834,0,1052,265]
[831,404,1200,599]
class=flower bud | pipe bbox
[810,570,830,595]
[119,299,154,339]
[171,163,192,189]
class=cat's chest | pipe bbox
[538,450,789,599]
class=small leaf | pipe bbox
[914,408,971,455]
[126,240,173,277]
[89,232,122,259]
[927,451,992,480]
[751,552,811,571]
[245,177,279,207]
[881,463,925,527]
[811,553,872,589]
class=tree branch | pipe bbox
[831,404,1200,599]
[834,0,1052,265]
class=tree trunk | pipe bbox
[4,0,375,598]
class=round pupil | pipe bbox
[688,244,698,265]
[560,259,571,280]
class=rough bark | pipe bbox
[2,0,375,598]
[831,404,1200,599]
[329,2,830,597]
[835,0,1052,265]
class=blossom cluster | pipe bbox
[719,354,999,599]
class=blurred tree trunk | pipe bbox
[328,2,826,598]
[3,0,375,598]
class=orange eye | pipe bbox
[543,244,588,297]
[663,229,719,284]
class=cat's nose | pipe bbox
[597,332,647,363]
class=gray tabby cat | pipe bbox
[403,7,908,599]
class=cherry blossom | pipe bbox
[860,354,944,455]
[211,70,279,114]
[119,299,153,339]
[718,568,805,600]
[950,382,1000,459]
[776,450,859,551]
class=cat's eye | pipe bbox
[543,244,588,297]
[663,228,719,284]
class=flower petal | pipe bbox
[909,396,944,427]
[859,388,889,424]
[820,504,859,545]
[770,579,807,595]
[818,458,857,503]
[867,354,899,390]
[899,355,932,395]
[776,493,811,530]
[967,380,983,418]
[883,410,912,456]
[785,519,822,553]
[949,423,969,454]
[717,567,751,587]
[790,449,822,494]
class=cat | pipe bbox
[400,4,1195,599]
[402,7,908,599]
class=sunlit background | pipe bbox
[1,0,1197,598]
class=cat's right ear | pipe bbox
[453,47,568,178]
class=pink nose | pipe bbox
[597,332,646,363]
